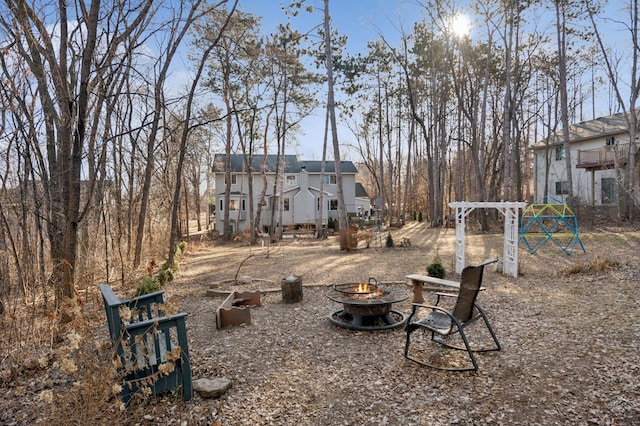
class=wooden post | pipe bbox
[281,276,303,304]
[409,278,424,304]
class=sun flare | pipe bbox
[450,13,472,38]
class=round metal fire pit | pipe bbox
[327,283,408,331]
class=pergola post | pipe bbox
[449,202,527,278]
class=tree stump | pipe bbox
[281,276,303,304]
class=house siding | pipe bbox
[212,155,365,235]
[532,111,633,206]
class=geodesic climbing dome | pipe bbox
[519,196,585,255]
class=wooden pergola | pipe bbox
[449,201,528,278]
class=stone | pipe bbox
[237,275,252,284]
[193,377,232,399]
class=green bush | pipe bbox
[426,254,446,278]
[418,212,423,222]
[156,268,174,285]
[162,258,179,273]
[134,276,162,296]
[175,241,187,257]
[385,233,394,248]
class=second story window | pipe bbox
[285,175,297,186]
[555,146,565,161]
[224,174,237,185]
[606,136,615,146]
[323,174,337,184]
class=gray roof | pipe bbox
[355,182,369,198]
[534,109,638,148]
[212,154,358,174]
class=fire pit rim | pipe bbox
[326,286,408,306]
[332,278,379,295]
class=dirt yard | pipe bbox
[2,221,639,425]
[156,222,639,425]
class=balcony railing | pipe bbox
[576,143,629,169]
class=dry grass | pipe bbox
[562,255,621,275]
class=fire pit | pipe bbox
[326,278,408,331]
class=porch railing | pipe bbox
[576,143,629,168]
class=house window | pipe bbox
[555,181,569,195]
[224,174,237,185]
[601,177,618,204]
[285,175,297,186]
[219,199,223,211]
[229,199,238,211]
[317,198,321,211]
[329,199,338,210]
[323,174,337,184]
[606,136,615,146]
[284,198,290,211]
[242,199,246,211]
[555,146,565,161]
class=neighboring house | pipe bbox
[211,154,367,235]
[532,110,634,206]
[355,182,372,220]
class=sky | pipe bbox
[227,1,631,162]
[237,0,426,161]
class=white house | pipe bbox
[212,154,368,235]
[532,110,634,206]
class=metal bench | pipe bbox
[99,284,192,403]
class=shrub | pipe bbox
[358,229,373,248]
[174,241,187,257]
[426,253,446,278]
[339,228,359,251]
[162,258,179,273]
[418,212,423,222]
[134,276,162,297]
[45,316,127,423]
[385,233,394,248]
[564,255,619,275]
[156,268,174,285]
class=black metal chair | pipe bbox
[404,259,501,372]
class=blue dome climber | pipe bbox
[519,196,585,255]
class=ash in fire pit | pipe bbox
[327,278,408,331]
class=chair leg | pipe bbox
[435,310,501,353]
[404,327,478,372]
[475,305,501,352]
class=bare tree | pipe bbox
[0,0,155,316]
[585,0,640,219]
